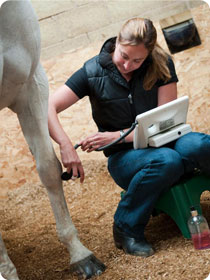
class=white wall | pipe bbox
[31,0,205,59]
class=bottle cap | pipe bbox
[190,206,198,216]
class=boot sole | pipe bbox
[114,240,154,257]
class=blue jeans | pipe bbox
[108,132,210,239]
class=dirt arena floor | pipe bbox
[0,4,210,280]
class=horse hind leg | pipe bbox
[15,64,105,278]
[0,233,19,280]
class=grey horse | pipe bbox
[0,1,105,279]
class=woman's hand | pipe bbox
[48,85,84,182]
[60,140,84,183]
[79,131,120,152]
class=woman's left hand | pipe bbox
[79,131,119,152]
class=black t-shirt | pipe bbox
[65,68,89,98]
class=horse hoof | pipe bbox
[70,254,106,279]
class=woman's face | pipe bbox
[113,42,149,76]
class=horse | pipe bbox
[0,1,105,279]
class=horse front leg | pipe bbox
[30,130,105,278]
[0,233,19,280]
[42,163,106,278]
[16,73,105,278]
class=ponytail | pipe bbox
[143,43,171,90]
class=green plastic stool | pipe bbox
[155,173,210,239]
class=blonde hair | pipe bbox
[117,18,171,90]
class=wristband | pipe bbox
[120,130,126,143]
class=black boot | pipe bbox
[113,223,154,257]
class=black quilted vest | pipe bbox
[84,38,159,156]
